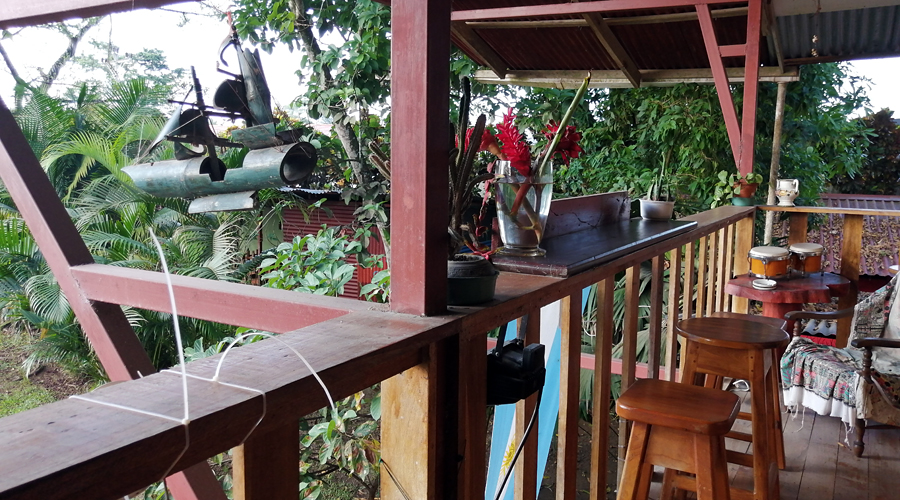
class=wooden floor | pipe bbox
[774,406,900,500]
[645,392,900,500]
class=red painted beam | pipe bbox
[697,4,741,168]
[0,0,192,28]
[720,44,746,58]
[453,0,724,22]
[390,0,451,315]
[70,264,370,333]
[739,0,762,176]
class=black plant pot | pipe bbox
[447,254,499,306]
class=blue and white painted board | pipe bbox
[485,286,591,500]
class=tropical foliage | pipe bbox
[2,78,253,380]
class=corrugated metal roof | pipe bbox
[776,193,900,277]
[777,6,900,62]
[376,0,900,86]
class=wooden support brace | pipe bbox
[582,12,642,87]
[381,335,460,500]
[696,4,741,168]
[233,422,300,500]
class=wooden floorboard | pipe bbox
[866,426,900,500]
[832,425,868,500]
[779,407,815,500]
[796,409,840,500]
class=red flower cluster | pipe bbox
[495,109,533,177]
[543,121,583,166]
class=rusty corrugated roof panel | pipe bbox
[777,6,900,62]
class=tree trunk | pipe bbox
[289,0,390,264]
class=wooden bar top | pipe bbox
[492,218,698,277]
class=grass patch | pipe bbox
[0,383,56,417]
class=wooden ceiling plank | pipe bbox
[582,13,642,87]
[465,6,747,29]
[452,22,509,78]
[473,67,799,89]
[452,0,721,22]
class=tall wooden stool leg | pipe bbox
[768,350,786,469]
[618,422,651,500]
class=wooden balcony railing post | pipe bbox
[837,214,864,347]
[618,265,640,478]
[557,294,582,500]
[381,335,459,500]
[715,227,728,312]
[705,230,719,316]
[515,310,541,499]
[458,331,487,499]
[648,256,665,379]
[732,214,755,314]
[683,241,697,321]
[721,224,735,311]
[788,212,809,245]
[696,236,709,316]
[233,422,300,500]
[666,246,682,382]
[589,278,614,500]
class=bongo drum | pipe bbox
[748,246,790,279]
[789,242,824,276]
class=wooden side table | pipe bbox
[725,272,850,330]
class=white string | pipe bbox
[149,228,191,426]
[214,332,337,416]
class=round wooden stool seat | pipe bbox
[616,378,740,435]
[676,316,789,350]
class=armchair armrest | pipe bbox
[784,308,855,337]
[849,337,900,383]
[851,338,900,349]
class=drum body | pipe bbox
[790,242,824,276]
[749,246,790,279]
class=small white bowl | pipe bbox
[752,279,777,290]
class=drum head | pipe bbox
[749,246,789,258]
[789,242,824,254]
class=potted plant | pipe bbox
[711,170,764,207]
[446,78,500,305]
[640,150,676,220]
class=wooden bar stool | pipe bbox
[709,311,787,470]
[615,378,740,500]
[675,316,789,500]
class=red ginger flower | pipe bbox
[496,109,532,177]
[543,121,583,166]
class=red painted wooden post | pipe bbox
[390,0,451,316]
[739,0,763,176]
[696,4,741,167]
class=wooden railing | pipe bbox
[0,205,756,500]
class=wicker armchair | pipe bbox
[782,285,900,457]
